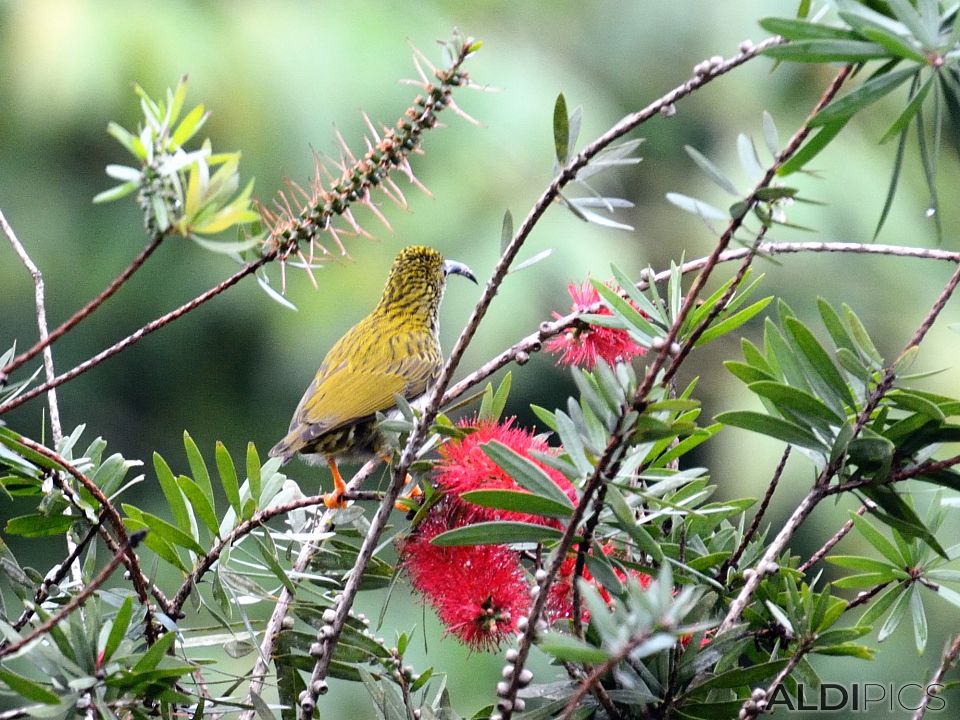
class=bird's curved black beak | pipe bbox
[443,259,478,284]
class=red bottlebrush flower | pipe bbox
[434,416,578,524]
[546,544,652,623]
[400,503,530,651]
[544,279,647,369]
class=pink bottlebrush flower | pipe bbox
[544,279,647,369]
[434,416,578,524]
[400,503,530,651]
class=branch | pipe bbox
[1,209,62,440]
[912,631,960,720]
[0,252,275,415]
[1,231,166,377]
[0,530,145,659]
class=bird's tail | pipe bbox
[268,433,300,463]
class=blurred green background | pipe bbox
[2,1,960,717]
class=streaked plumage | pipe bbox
[269,245,476,505]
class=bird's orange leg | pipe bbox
[379,452,422,511]
[323,458,349,509]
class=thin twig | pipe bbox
[720,447,791,578]
[799,504,869,573]
[912,631,960,720]
[0,252,275,415]
[0,531,145,659]
[2,231,166,377]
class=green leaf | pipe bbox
[5,513,75,538]
[102,596,134,664]
[758,17,861,40]
[553,93,569,165]
[694,659,791,690]
[850,512,906,566]
[246,442,262,508]
[665,192,728,221]
[177,474,220,538]
[123,504,205,555]
[0,667,61,704]
[812,67,918,127]
[747,381,845,432]
[783,317,857,411]
[591,279,660,343]
[131,629,177,672]
[215,441,241,517]
[826,555,899,576]
[715,411,828,452]
[170,104,208,148]
[778,117,849,176]
[685,145,739,195]
[695,297,773,347]
[430,521,563,546]
[878,583,912,641]
[183,431,215,509]
[460,489,573,519]
[606,486,664,562]
[500,209,514,253]
[762,110,780,156]
[537,632,610,663]
[154,452,191,534]
[480,440,574,509]
[763,39,891,62]
[910,583,928,654]
[257,536,296,595]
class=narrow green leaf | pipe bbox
[215,442,241,517]
[878,582,912,641]
[850,512,906,566]
[257,537,296,594]
[183,431,214,509]
[665,192,728,220]
[553,93,569,165]
[460,489,573,519]
[695,297,774,346]
[480,440,574,509]
[131,629,177,672]
[778,118,849,176]
[500,209,513,253]
[246,442,262,507]
[910,583,928,654]
[430,521,563,546]
[694,660,791,690]
[812,67,918,127]
[591,279,660,343]
[784,317,857,411]
[123,505,205,555]
[538,632,610,664]
[758,17,861,40]
[0,667,61,704]
[609,264,663,322]
[154,452,191,534]
[763,39,891,62]
[761,110,780,156]
[177,474,220,538]
[747,380,845,430]
[715,411,828,452]
[102,596,134,664]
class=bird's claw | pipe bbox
[323,491,350,509]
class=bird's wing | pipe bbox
[288,328,441,441]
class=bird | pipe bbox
[269,245,477,508]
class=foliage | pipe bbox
[2,7,960,720]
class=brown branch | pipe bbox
[720,447,791,578]
[169,491,356,616]
[14,436,170,638]
[0,530,145,659]
[912,631,960,720]
[799,504,869,574]
[0,252,275,415]
[10,513,106,632]
[2,231,166,377]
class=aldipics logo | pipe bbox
[768,682,946,713]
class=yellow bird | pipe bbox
[269,245,477,507]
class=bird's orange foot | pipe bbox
[394,476,423,512]
[323,458,350,509]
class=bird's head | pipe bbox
[377,245,477,327]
